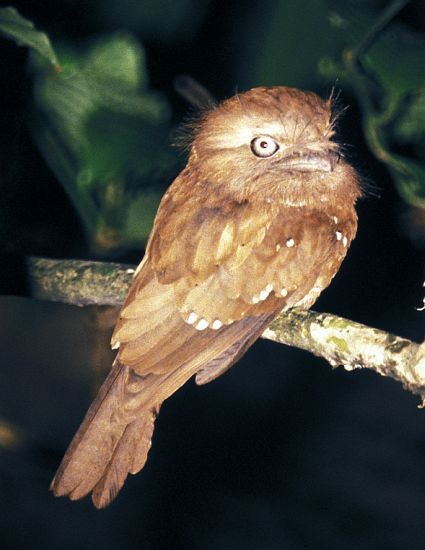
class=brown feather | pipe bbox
[51,85,362,507]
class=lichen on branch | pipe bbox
[264,310,425,404]
[19,256,424,404]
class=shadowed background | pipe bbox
[0,1,424,548]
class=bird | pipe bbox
[50,86,362,508]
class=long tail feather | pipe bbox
[50,363,160,508]
[51,311,276,507]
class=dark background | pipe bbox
[0,1,424,549]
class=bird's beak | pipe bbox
[279,149,340,173]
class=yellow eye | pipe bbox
[250,136,279,158]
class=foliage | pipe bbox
[233,0,424,212]
[0,6,58,67]
[318,0,425,209]
[0,7,180,255]
[0,1,423,255]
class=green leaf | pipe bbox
[389,157,425,209]
[364,27,425,110]
[30,32,179,253]
[0,7,59,67]
[85,34,147,90]
[324,1,425,103]
[319,0,425,210]
[392,90,425,148]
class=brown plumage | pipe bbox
[51,86,362,508]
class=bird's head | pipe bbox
[187,86,361,207]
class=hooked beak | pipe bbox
[279,149,340,173]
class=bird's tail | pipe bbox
[50,362,162,509]
[51,311,276,508]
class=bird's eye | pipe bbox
[250,136,279,158]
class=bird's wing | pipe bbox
[112,186,354,374]
[51,176,354,508]
[146,189,353,326]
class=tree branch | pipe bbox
[25,256,136,307]
[12,256,423,404]
[264,310,425,404]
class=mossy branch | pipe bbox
[264,311,425,404]
[17,256,424,404]
[25,256,135,307]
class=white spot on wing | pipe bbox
[286,238,295,248]
[259,290,268,301]
[111,341,120,350]
[258,283,274,301]
[336,231,342,241]
[211,319,223,330]
[280,288,288,297]
[187,312,198,325]
[342,236,348,247]
[195,318,209,331]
